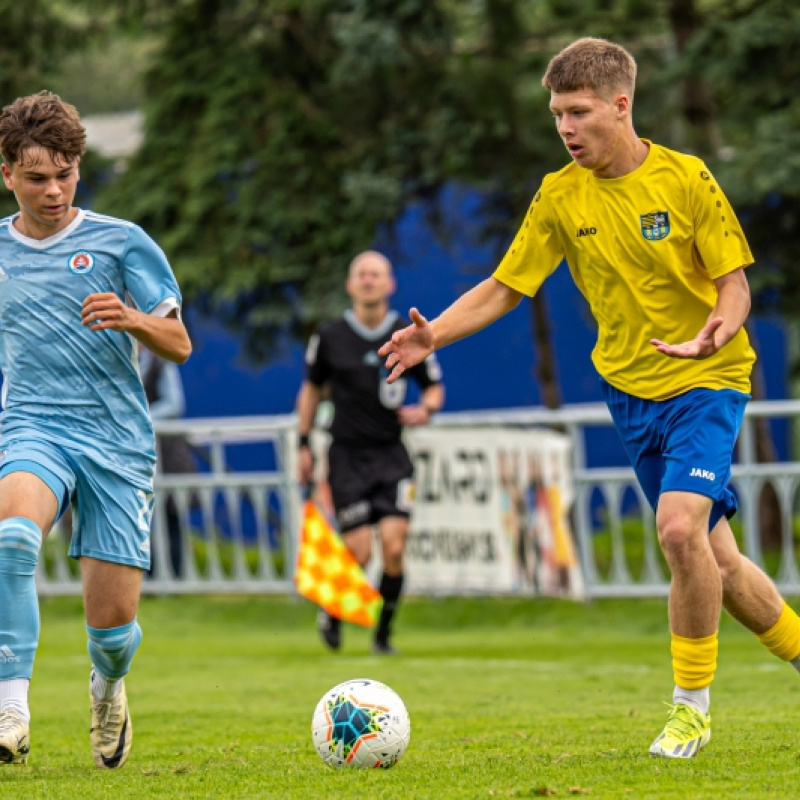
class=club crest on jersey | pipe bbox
[67,251,95,274]
[640,211,671,241]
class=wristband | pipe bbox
[298,434,311,448]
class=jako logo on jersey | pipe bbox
[690,468,715,481]
[640,211,671,241]
[577,227,597,237]
[67,251,95,274]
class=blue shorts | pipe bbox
[600,381,749,532]
[0,436,155,569]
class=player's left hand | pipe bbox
[81,292,136,332]
[398,404,431,427]
[649,317,724,360]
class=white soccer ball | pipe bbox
[311,678,411,768]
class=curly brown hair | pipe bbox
[542,38,637,103]
[0,90,86,167]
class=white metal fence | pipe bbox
[35,401,800,598]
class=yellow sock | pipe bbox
[671,632,717,689]
[756,602,800,661]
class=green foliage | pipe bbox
[81,0,693,363]
[4,595,800,798]
[0,0,99,102]
[682,0,800,322]
[48,36,159,114]
[83,1,581,360]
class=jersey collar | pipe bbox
[344,308,399,340]
[6,208,86,249]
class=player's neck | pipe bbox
[14,206,79,241]
[592,135,649,180]
[352,302,388,330]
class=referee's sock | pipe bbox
[375,572,404,645]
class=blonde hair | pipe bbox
[542,37,637,102]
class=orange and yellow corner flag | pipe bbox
[295,499,382,627]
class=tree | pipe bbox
[681,0,800,322]
[79,1,567,365]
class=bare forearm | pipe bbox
[711,276,751,349]
[421,383,444,414]
[297,382,322,436]
[430,278,523,350]
[132,313,191,363]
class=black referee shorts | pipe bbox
[327,441,415,533]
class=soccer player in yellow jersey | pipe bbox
[379,37,800,759]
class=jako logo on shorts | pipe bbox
[690,468,715,481]
[68,251,95,275]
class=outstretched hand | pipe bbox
[378,308,434,384]
[650,317,724,360]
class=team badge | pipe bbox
[640,211,671,241]
[67,251,95,274]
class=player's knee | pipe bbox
[382,544,404,572]
[656,512,705,561]
[0,517,43,574]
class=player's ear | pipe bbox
[1,162,12,190]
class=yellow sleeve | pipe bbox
[691,164,754,280]
[492,185,565,296]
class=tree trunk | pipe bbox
[529,289,561,411]
[667,0,721,158]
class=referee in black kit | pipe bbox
[297,251,445,654]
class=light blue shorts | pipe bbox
[0,436,155,569]
[600,381,749,532]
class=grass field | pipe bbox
[2,595,800,799]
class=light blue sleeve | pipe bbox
[122,225,182,312]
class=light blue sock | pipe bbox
[87,620,142,681]
[0,517,42,681]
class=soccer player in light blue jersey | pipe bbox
[0,91,192,769]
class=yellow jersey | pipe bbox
[493,141,755,401]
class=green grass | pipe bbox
[3,595,800,799]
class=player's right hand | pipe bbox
[377,308,434,384]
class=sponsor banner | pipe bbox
[401,426,583,598]
[298,425,583,599]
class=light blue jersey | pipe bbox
[0,209,181,483]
